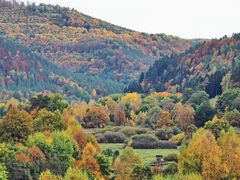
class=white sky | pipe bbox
[21,0,240,39]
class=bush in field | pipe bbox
[130,134,159,149]
[135,127,149,134]
[119,127,137,137]
[169,132,186,145]
[102,149,114,157]
[158,141,177,149]
[96,131,125,143]
[155,126,174,140]
[164,153,178,162]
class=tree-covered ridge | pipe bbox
[0,36,93,101]
[0,1,191,84]
[127,34,240,98]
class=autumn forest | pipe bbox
[0,1,240,180]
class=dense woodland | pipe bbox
[0,1,240,180]
[126,34,240,98]
[0,89,240,179]
[0,0,191,98]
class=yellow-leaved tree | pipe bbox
[75,143,101,178]
[178,129,223,180]
[114,147,143,180]
[218,129,240,179]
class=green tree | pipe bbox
[113,147,143,179]
[0,106,33,143]
[130,165,153,180]
[34,109,64,132]
[96,154,111,176]
[216,88,240,112]
[195,101,215,127]
[30,94,50,111]
[224,110,240,127]
[64,167,88,180]
[189,91,209,109]
[0,163,8,180]
[51,132,78,168]
[204,117,230,138]
[47,94,68,113]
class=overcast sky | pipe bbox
[21,0,240,39]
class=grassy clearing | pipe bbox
[100,143,179,164]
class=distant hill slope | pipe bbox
[126,34,240,98]
[0,35,96,101]
[0,1,191,86]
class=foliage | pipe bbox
[155,126,174,140]
[76,143,101,178]
[179,129,222,179]
[34,109,64,132]
[96,154,111,176]
[0,106,33,143]
[224,110,240,127]
[157,110,173,128]
[195,101,215,127]
[130,164,153,180]
[83,106,110,128]
[164,153,178,162]
[0,2,191,99]
[127,35,240,98]
[163,162,178,176]
[51,132,78,169]
[64,167,88,180]
[47,94,68,113]
[189,91,209,109]
[216,88,240,112]
[218,129,240,179]
[96,131,125,143]
[131,134,160,149]
[0,163,8,180]
[158,141,177,149]
[113,147,143,180]
[169,132,186,145]
[204,117,230,138]
[172,103,195,130]
[39,170,62,180]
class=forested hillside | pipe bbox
[0,0,191,86]
[0,36,94,101]
[127,34,240,98]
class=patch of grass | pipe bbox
[100,143,179,164]
[100,143,125,152]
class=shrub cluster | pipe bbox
[96,131,125,143]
